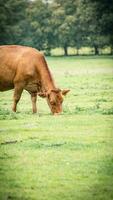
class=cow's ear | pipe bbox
[38,92,47,98]
[51,89,61,93]
[62,89,70,96]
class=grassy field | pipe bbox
[0,56,113,200]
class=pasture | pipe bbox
[0,56,113,200]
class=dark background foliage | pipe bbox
[0,0,113,55]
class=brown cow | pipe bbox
[0,45,70,114]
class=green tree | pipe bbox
[27,0,54,55]
[51,0,77,55]
[79,0,113,54]
[92,0,113,54]
[0,0,28,44]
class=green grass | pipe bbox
[0,56,113,200]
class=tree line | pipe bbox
[0,0,113,56]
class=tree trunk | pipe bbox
[76,48,79,55]
[94,45,99,55]
[110,45,113,55]
[64,46,68,56]
[45,47,51,56]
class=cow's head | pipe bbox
[38,89,70,114]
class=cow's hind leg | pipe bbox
[12,83,24,112]
[31,93,37,113]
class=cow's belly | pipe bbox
[0,74,14,91]
[0,79,14,91]
[0,65,15,91]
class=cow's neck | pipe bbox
[37,57,56,92]
[41,72,56,92]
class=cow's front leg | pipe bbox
[31,93,37,113]
[12,84,24,112]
